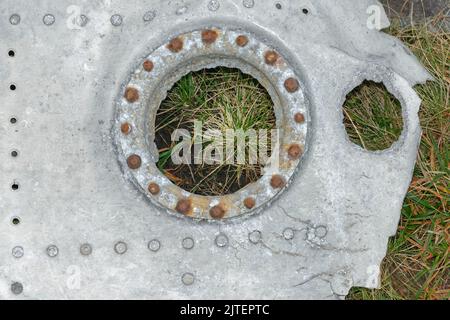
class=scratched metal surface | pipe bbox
[0,0,430,299]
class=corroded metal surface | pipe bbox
[0,0,430,300]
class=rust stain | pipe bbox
[244,197,256,209]
[264,50,279,65]
[167,37,184,53]
[284,78,299,93]
[127,154,142,170]
[210,204,226,219]
[287,144,303,160]
[143,60,154,72]
[201,29,219,45]
[176,198,192,215]
[236,35,249,47]
[294,112,305,124]
[270,174,286,189]
[124,87,139,103]
[148,182,160,195]
[120,122,131,135]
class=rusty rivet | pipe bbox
[143,60,154,72]
[264,50,279,65]
[167,37,184,53]
[127,154,142,170]
[236,35,249,47]
[288,144,303,160]
[176,199,191,215]
[244,197,256,209]
[210,205,226,219]
[121,122,131,135]
[294,112,305,124]
[201,29,218,45]
[284,78,300,93]
[148,182,160,195]
[270,175,286,189]
[124,87,139,103]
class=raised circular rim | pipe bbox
[114,27,309,221]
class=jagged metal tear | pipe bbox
[0,0,431,299]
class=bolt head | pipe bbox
[209,205,226,219]
[288,144,303,160]
[236,35,249,47]
[201,30,218,45]
[294,112,305,124]
[264,50,279,65]
[127,154,142,170]
[270,175,286,189]
[124,87,139,103]
[143,60,154,72]
[284,78,300,93]
[176,199,192,215]
[167,37,184,53]
[244,197,256,209]
[120,122,131,135]
[148,182,160,195]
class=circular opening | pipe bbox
[115,27,309,220]
[11,150,19,157]
[343,80,403,151]
[8,50,15,57]
[11,183,19,191]
[275,3,282,10]
[10,117,17,124]
[12,217,20,225]
[155,67,276,196]
[302,8,309,14]
[10,84,16,91]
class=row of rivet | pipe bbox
[11,233,232,260]
[10,226,324,294]
[8,1,304,27]
[8,3,309,27]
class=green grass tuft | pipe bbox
[155,67,275,196]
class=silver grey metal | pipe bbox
[0,0,430,300]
